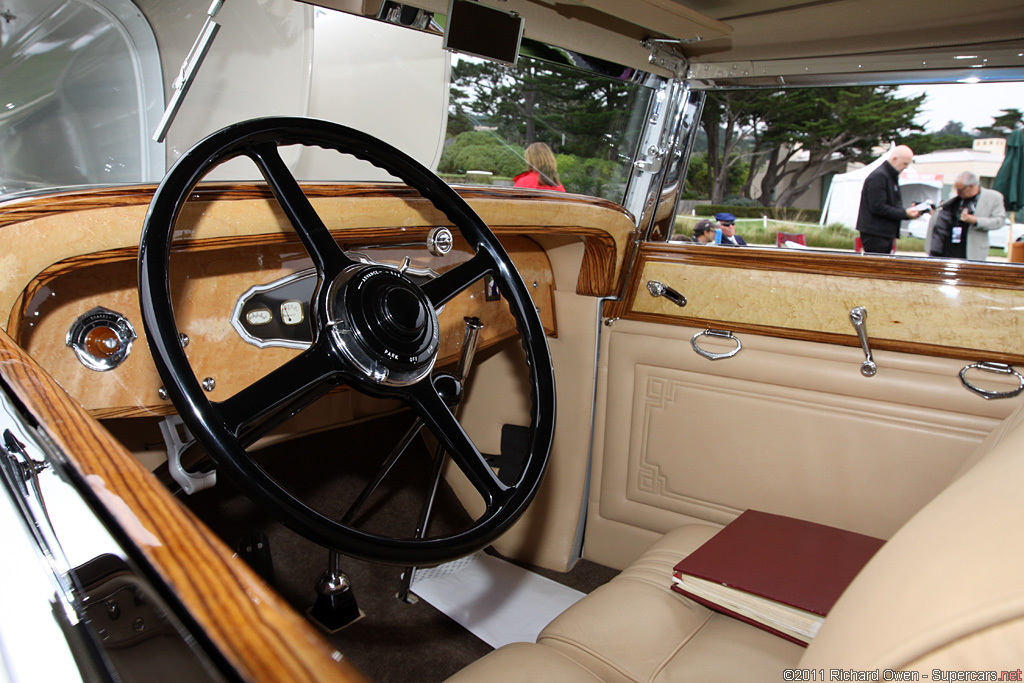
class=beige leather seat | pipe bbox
[449,406,1024,681]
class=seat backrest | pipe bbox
[800,404,1024,672]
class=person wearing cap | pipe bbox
[692,219,718,244]
[715,212,746,246]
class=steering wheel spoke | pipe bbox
[422,252,493,310]
[247,141,356,277]
[408,380,508,507]
[214,340,341,445]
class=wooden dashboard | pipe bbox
[0,184,636,417]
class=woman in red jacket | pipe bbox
[514,142,566,192]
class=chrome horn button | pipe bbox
[327,265,440,386]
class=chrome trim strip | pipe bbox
[230,253,441,350]
[0,402,83,627]
[0,386,226,682]
[572,295,617,563]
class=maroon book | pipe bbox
[671,510,885,646]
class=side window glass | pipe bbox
[0,0,163,197]
[675,84,1021,264]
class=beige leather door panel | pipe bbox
[584,245,1024,571]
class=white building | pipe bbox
[909,139,1006,197]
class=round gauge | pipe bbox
[246,308,273,326]
[66,307,137,372]
[280,300,304,326]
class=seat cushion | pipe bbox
[445,642,604,682]
[538,524,804,682]
[800,403,1024,672]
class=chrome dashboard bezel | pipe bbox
[65,306,137,372]
[230,252,441,351]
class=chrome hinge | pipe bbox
[643,39,688,79]
[634,145,667,173]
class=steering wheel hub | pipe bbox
[328,265,440,386]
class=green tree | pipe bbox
[557,154,621,196]
[697,86,924,208]
[700,90,769,203]
[448,55,640,160]
[976,108,1024,138]
[756,87,924,207]
[938,120,973,137]
[438,131,524,177]
[734,90,798,200]
[684,152,748,200]
[902,120,975,154]
[684,153,709,199]
[446,103,475,139]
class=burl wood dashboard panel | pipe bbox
[617,243,1024,365]
[1,184,634,417]
[18,236,553,417]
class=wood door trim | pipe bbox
[613,243,1024,364]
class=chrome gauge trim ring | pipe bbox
[65,306,137,372]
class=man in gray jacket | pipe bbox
[926,171,1008,261]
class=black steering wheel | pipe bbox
[138,117,555,566]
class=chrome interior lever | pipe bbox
[647,280,686,307]
[849,306,877,377]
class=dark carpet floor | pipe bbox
[182,412,618,682]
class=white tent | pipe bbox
[820,146,943,239]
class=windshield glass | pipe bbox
[0,0,653,208]
[441,53,652,203]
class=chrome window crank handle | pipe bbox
[849,306,877,377]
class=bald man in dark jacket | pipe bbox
[856,145,921,254]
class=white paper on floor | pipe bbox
[410,552,585,649]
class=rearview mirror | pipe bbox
[443,0,523,66]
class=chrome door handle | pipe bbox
[959,362,1024,400]
[647,280,686,308]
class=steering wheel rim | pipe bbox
[138,117,555,566]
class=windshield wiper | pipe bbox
[152,0,226,143]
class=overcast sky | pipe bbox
[897,82,1024,133]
